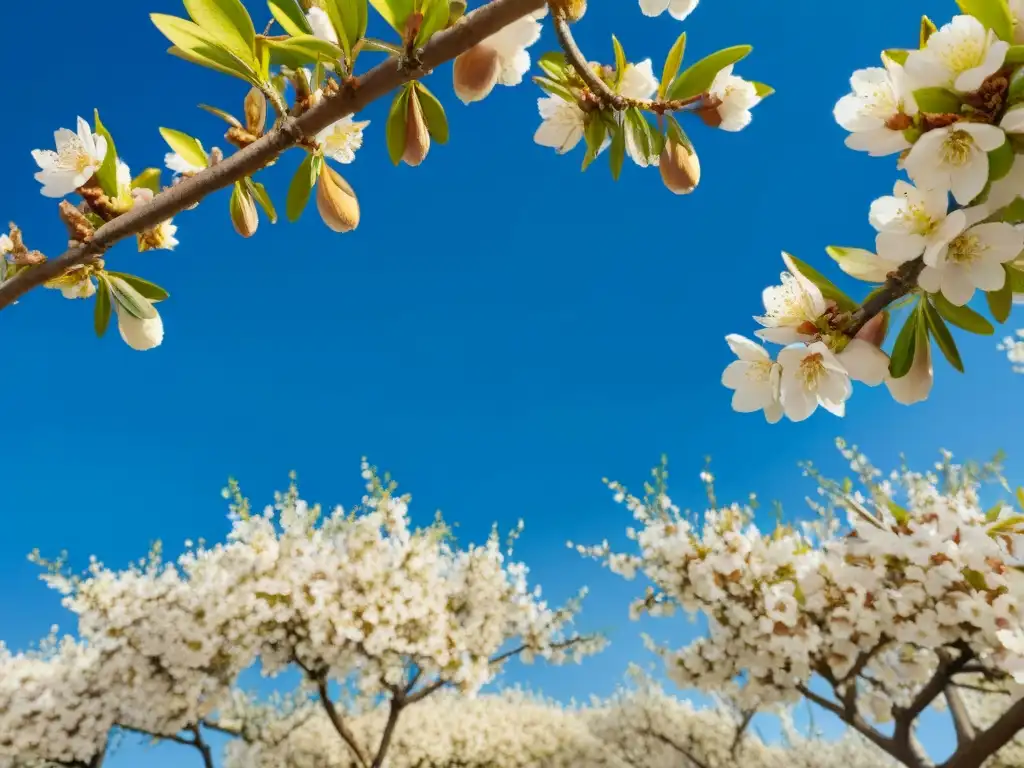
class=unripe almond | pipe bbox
[550,0,587,21]
[244,87,267,134]
[452,44,500,104]
[316,166,360,233]
[230,183,259,238]
[403,89,431,167]
[659,139,700,195]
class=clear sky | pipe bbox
[1,0,1021,764]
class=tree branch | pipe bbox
[796,684,903,762]
[370,695,405,768]
[945,685,977,748]
[638,726,711,768]
[550,14,625,109]
[117,723,214,768]
[844,256,926,337]
[0,0,545,311]
[942,695,1024,768]
[314,674,371,768]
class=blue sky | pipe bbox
[2,0,1022,764]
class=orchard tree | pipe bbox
[0,462,600,767]
[580,442,1024,768]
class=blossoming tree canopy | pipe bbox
[0,0,771,363]
[580,441,1024,768]
[0,461,599,768]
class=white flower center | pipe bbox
[798,353,826,390]
[899,195,938,235]
[938,36,986,74]
[763,274,818,327]
[57,139,93,173]
[745,361,774,383]
[941,129,975,167]
[864,85,898,119]
[947,232,986,265]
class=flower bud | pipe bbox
[117,305,164,351]
[447,0,467,25]
[550,0,586,21]
[854,312,887,349]
[316,166,360,233]
[659,139,700,195]
[244,87,267,134]
[452,44,500,104]
[886,339,933,405]
[402,89,431,167]
[230,183,259,238]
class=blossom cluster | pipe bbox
[724,7,1024,423]
[581,442,1024,764]
[0,462,592,766]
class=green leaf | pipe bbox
[994,197,1024,223]
[286,154,315,222]
[609,124,625,181]
[922,299,964,372]
[159,128,208,169]
[104,272,171,302]
[245,178,278,224]
[368,0,415,33]
[1010,68,1024,104]
[783,253,857,312]
[94,277,112,338]
[752,82,775,99]
[107,276,157,320]
[184,0,256,63]
[889,302,921,378]
[912,87,962,113]
[582,117,607,172]
[309,153,323,187]
[987,268,1013,322]
[323,0,353,59]
[198,103,243,128]
[416,0,450,46]
[956,0,1014,42]
[538,52,569,81]
[612,35,627,90]
[130,168,162,193]
[1008,44,1024,63]
[1008,264,1024,292]
[268,0,313,36]
[1018,486,1024,509]
[884,49,910,65]
[624,108,652,164]
[387,87,410,166]
[888,500,910,524]
[931,293,994,334]
[920,15,938,47]
[962,568,989,591]
[659,32,686,100]
[152,14,259,84]
[989,138,1015,181]
[665,115,692,151]
[666,45,752,101]
[92,111,119,197]
[533,76,575,102]
[267,35,345,67]
[986,502,1005,522]
[414,82,448,144]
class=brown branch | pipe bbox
[315,674,371,768]
[638,726,712,768]
[370,696,405,768]
[188,725,215,768]
[0,0,546,311]
[895,645,974,740]
[941,695,1024,768]
[796,684,906,762]
[844,256,926,337]
[550,14,625,110]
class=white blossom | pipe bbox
[31,117,108,198]
[315,115,371,164]
[721,335,783,423]
[869,180,962,266]
[903,122,1006,206]
[905,15,1009,93]
[918,221,1023,306]
[707,65,761,132]
[637,0,698,21]
[306,7,337,44]
[453,8,546,104]
[165,151,204,176]
[834,56,918,156]
[116,304,165,351]
[534,97,589,154]
[754,253,827,345]
[777,341,852,421]
[887,335,933,404]
[620,60,661,166]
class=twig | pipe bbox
[0,0,546,311]
[844,256,926,337]
[550,14,625,110]
[315,673,371,768]
[370,696,405,768]
[941,695,1024,768]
